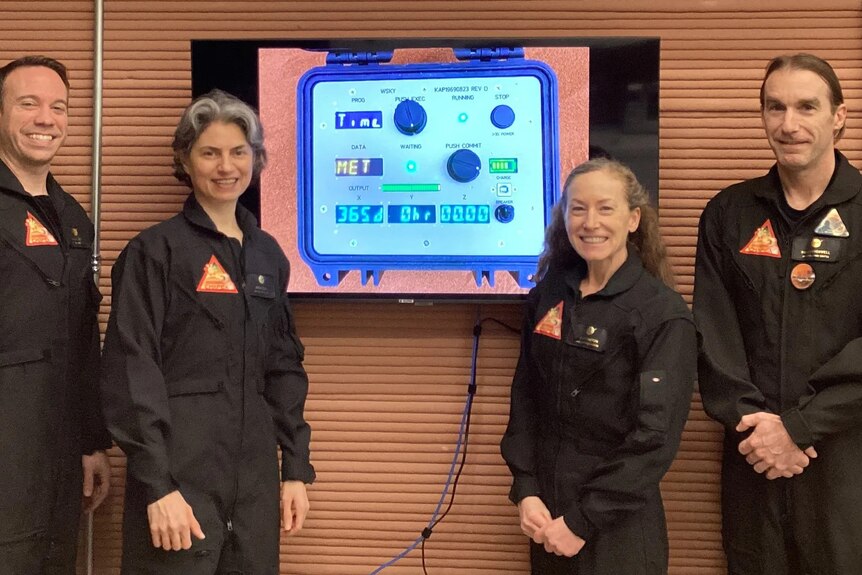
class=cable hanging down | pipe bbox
[368,315,520,575]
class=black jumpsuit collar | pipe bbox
[181,193,259,237]
[754,150,861,208]
[0,158,64,200]
[561,248,645,297]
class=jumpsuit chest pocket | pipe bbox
[562,321,619,393]
[166,376,222,397]
[559,322,636,428]
[162,287,232,392]
[245,273,282,392]
[559,343,610,404]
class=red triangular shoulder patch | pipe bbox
[740,219,781,258]
[196,255,238,294]
[25,211,58,246]
[534,301,563,340]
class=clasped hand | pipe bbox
[736,412,817,480]
[517,496,586,557]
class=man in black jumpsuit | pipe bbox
[0,56,112,573]
[695,53,862,574]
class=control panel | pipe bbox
[296,48,560,287]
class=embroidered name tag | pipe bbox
[791,236,842,262]
[570,323,607,352]
[247,273,276,299]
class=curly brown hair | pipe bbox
[536,158,676,288]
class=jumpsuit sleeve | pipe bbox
[500,296,542,504]
[781,338,862,448]
[264,292,316,484]
[100,242,178,503]
[80,271,113,454]
[563,315,696,541]
[693,198,770,428]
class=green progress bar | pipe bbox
[381,183,441,193]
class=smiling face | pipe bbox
[183,121,253,209]
[0,66,68,173]
[564,168,641,274]
[761,68,846,174]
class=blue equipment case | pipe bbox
[296,47,560,287]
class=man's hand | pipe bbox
[146,490,205,551]
[280,480,309,536]
[81,451,111,512]
[737,412,818,479]
[517,496,552,541]
[534,516,586,557]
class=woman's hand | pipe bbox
[146,490,205,550]
[536,516,586,557]
[517,496,552,542]
[281,480,310,535]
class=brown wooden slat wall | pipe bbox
[2,1,860,574]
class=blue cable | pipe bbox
[368,322,480,575]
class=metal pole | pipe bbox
[90,0,104,279]
[88,0,105,574]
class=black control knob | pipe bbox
[495,204,515,223]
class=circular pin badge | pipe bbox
[790,263,815,290]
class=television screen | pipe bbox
[191,38,659,301]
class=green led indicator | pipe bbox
[458,112,469,123]
[381,183,441,193]
[489,158,518,174]
[406,160,417,173]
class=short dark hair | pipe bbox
[760,53,846,140]
[172,89,267,188]
[0,56,70,110]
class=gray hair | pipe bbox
[172,89,267,187]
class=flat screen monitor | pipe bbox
[191,37,659,301]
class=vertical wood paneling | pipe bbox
[2,1,859,574]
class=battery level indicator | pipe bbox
[489,158,518,174]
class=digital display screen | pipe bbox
[335,111,383,129]
[335,204,385,224]
[190,37,661,298]
[440,204,490,224]
[489,158,518,174]
[335,158,384,177]
[387,205,436,224]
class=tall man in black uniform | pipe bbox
[0,56,112,574]
[695,53,862,574]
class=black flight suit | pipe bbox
[101,194,315,574]
[0,160,112,574]
[501,252,696,575]
[694,151,862,574]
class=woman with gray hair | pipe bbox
[101,89,315,574]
